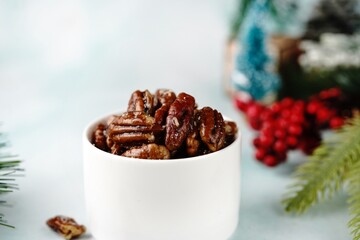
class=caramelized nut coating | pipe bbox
[154,89,176,125]
[186,130,200,157]
[199,107,225,152]
[46,215,86,240]
[165,92,196,151]
[128,90,158,115]
[224,120,238,146]
[92,124,108,151]
[155,89,176,105]
[122,143,170,159]
[185,110,201,156]
[224,121,238,137]
[108,112,164,145]
[91,89,238,159]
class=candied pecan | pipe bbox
[92,123,108,151]
[154,89,176,125]
[186,111,201,156]
[186,130,200,157]
[224,120,238,147]
[154,104,170,125]
[199,107,225,152]
[165,92,196,152]
[155,89,176,105]
[108,112,164,146]
[46,215,86,240]
[121,143,170,159]
[224,121,238,137]
[127,90,158,115]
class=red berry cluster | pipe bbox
[235,88,355,167]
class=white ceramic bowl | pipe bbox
[83,112,241,240]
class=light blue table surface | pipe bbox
[0,1,351,239]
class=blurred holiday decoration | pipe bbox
[228,1,360,238]
[226,0,360,101]
[228,0,360,165]
[231,0,280,102]
[225,0,302,102]
[0,130,21,228]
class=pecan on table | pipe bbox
[107,111,164,148]
[165,92,196,152]
[122,143,170,159]
[46,215,86,240]
[198,107,225,152]
[127,90,158,116]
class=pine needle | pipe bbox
[282,114,360,214]
[0,131,21,228]
[348,160,360,240]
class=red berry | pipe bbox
[286,136,298,149]
[262,120,276,129]
[270,102,281,113]
[253,137,261,147]
[316,108,335,125]
[306,101,321,114]
[280,109,292,119]
[260,110,274,122]
[280,97,294,109]
[293,100,305,112]
[328,87,341,98]
[330,117,344,129]
[255,148,267,161]
[246,104,262,119]
[289,124,303,136]
[259,135,273,148]
[263,155,278,167]
[249,118,261,130]
[277,118,289,129]
[319,89,331,100]
[290,114,305,124]
[274,140,287,153]
[274,129,287,139]
[262,126,274,137]
[234,98,248,112]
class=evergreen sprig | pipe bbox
[282,114,360,240]
[348,160,360,240]
[0,133,21,228]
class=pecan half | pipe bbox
[108,112,164,146]
[46,215,86,240]
[155,89,176,105]
[154,89,177,125]
[127,90,158,115]
[92,123,108,151]
[121,143,170,159]
[199,107,225,152]
[224,120,238,147]
[186,130,200,157]
[186,111,201,156]
[165,92,196,152]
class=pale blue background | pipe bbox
[0,0,352,239]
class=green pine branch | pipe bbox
[348,160,360,240]
[0,134,21,228]
[282,114,360,240]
